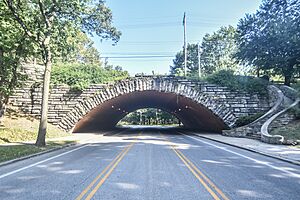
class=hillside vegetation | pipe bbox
[51,63,129,91]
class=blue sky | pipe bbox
[92,0,261,76]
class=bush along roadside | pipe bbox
[206,70,269,95]
[234,112,265,127]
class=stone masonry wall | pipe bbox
[9,77,270,131]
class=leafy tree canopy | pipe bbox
[236,0,300,85]
[201,26,240,75]
[120,108,179,126]
[2,0,121,146]
[54,31,102,65]
[0,2,35,125]
[170,26,240,77]
[170,44,199,77]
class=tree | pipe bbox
[120,108,179,125]
[170,26,240,77]
[55,31,102,65]
[0,3,34,126]
[236,0,300,86]
[3,0,121,146]
[170,44,199,77]
[200,26,240,76]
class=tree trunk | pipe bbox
[284,74,292,86]
[256,67,260,77]
[35,41,52,147]
[0,102,6,127]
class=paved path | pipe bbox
[0,130,300,199]
[193,133,300,164]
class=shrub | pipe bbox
[290,106,300,120]
[292,81,300,95]
[51,63,129,91]
[206,70,269,95]
[235,112,265,127]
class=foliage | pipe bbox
[235,112,265,127]
[290,106,300,120]
[2,0,121,146]
[292,81,300,94]
[294,109,300,120]
[236,0,300,86]
[170,44,199,76]
[51,63,129,91]
[206,70,269,95]
[120,108,179,126]
[270,120,300,141]
[170,26,240,77]
[200,26,241,75]
[0,2,34,125]
[55,31,102,65]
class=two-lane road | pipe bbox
[0,130,300,199]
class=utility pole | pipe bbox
[197,42,201,78]
[183,12,187,77]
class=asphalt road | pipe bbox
[0,129,300,200]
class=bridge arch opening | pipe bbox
[72,90,228,133]
[117,108,181,127]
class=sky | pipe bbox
[92,0,262,76]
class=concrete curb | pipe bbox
[192,134,300,166]
[0,141,79,168]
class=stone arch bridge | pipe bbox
[9,76,269,133]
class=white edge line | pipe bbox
[182,133,300,179]
[0,130,126,179]
[0,144,89,179]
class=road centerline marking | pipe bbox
[75,143,131,200]
[175,148,230,200]
[172,147,221,200]
[160,133,229,200]
[77,132,141,200]
[85,143,134,200]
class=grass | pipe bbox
[0,110,74,163]
[270,120,300,141]
[0,141,76,163]
[0,112,70,144]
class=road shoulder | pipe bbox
[0,133,103,167]
[191,133,300,166]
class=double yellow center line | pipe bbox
[76,134,140,200]
[163,135,230,200]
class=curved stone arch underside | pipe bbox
[58,78,237,132]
